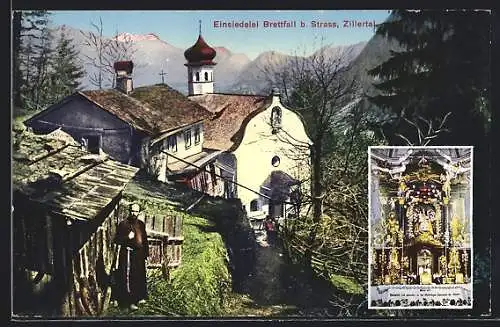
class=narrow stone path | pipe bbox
[233,225,337,317]
[188,198,337,317]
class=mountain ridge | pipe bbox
[48,25,395,97]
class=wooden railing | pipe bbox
[116,200,184,269]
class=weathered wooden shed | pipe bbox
[12,126,139,317]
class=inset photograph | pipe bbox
[368,146,473,309]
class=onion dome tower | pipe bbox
[184,21,217,95]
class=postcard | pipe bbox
[11,9,491,320]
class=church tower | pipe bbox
[184,22,217,95]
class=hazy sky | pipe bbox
[49,10,391,60]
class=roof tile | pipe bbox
[189,94,269,151]
[81,84,213,135]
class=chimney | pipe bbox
[114,61,134,94]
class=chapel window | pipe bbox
[82,135,101,154]
[271,155,280,167]
[271,106,282,133]
[204,72,209,81]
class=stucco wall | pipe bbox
[233,95,311,217]
[145,122,205,182]
[160,122,204,160]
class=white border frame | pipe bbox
[367,145,474,310]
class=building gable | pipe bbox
[25,93,136,134]
[233,97,313,153]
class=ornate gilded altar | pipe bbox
[370,148,472,289]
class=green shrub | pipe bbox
[329,274,364,295]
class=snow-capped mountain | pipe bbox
[51,25,252,94]
[114,32,161,42]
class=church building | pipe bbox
[183,32,312,220]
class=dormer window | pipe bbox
[271,106,282,133]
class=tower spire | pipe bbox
[199,20,202,35]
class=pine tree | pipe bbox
[30,26,54,110]
[12,11,23,109]
[13,10,52,113]
[48,31,85,103]
[368,10,491,146]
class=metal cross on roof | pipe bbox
[199,20,202,35]
[159,70,167,84]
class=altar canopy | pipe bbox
[368,147,473,309]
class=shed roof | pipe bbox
[13,128,139,221]
[166,149,222,175]
[188,93,269,151]
[123,171,204,210]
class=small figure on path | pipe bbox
[113,203,149,311]
[264,215,277,246]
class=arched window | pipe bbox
[250,200,259,211]
[196,72,200,81]
[271,106,282,133]
[204,72,209,81]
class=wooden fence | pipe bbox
[67,206,118,316]
[115,201,184,269]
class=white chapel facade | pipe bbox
[184,31,312,220]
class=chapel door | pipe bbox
[272,203,284,219]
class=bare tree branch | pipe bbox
[80,18,138,89]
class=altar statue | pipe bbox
[441,173,451,199]
[388,248,401,283]
[414,208,441,245]
[439,255,447,276]
[450,216,465,246]
[385,212,401,246]
[397,180,407,198]
[417,210,434,235]
[448,247,461,276]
